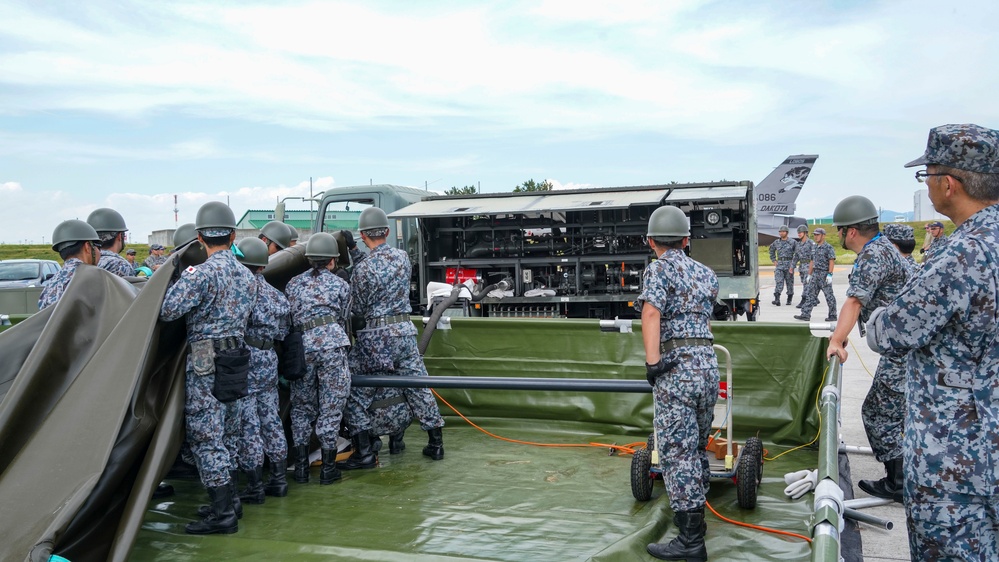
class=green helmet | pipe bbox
[173,223,197,247]
[51,219,100,252]
[796,225,808,234]
[646,206,690,238]
[285,223,299,242]
[832,195,879,227]
[195,201,237,230]
[86,207,127,233]
[236,237,269,267]
[358,207,390,231]
[778,225,789,233]
[305,232,340,259]
[260,221,292,249]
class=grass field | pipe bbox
[0,244,153,264]
[757,221,949,266]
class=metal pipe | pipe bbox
[843,497,894,510]
[844,508,893,530]
[840,445,874,454]
[350,375,652,393]
[811,356,844,562]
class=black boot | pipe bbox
[423,427,444,460]
[198,471,243,519]
[238,466,265,504]
[771,295,780,306]
[265,459,289,497]
[786,295,794,305]
[389,431,407,455]
[152,482,175,499]
[825,314,838,322]
[336,431,377,470]
[187,485,239,535]
[646,509,707,561]
[320,448,342,485]
[294,444,310,484]
[795,298,804,309]
[858,457,904,502]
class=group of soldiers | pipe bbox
[768,223,839,322]
[38,201,446,537]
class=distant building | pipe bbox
[148,208,364,247]
[913,189,944,221]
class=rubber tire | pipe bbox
[631,447,654,501]
[737,436,764,509]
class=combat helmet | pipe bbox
[832,196,879,227]
[285,223,299,244]
[195,201,237,230]
[305,232,340,259]
[236,237,270,267]
[778,225,789,233]
[646,206,690,239]
[796,225,808,234]
[260,221,292,249]
[357,207,390,232]
[51,219,100,252]
[173,223,197,247]
[86,208,128,233]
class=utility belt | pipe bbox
[244,335,274,350]
[660,338,713,354]
[370,394,406,411]
[297,315,338,332]
[366,314,411,329]
[190,336,243,352]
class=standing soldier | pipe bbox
[285,232,352,485]
[883,224,919,274]
[87,208,133,277]
[793,228,838,322]
[339,207,446,470]
[768,225,796,306]
[160,201,256,535]
[640,206,719,561]
[826,195,909,504]
[144,244,168,271]
[234,237,291,501]
[869,123,999,560]
[791,224,813,308]
[38,220,101,310]
[919,220,947,263]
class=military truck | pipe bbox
[312,181,759,321]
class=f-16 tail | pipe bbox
[756,154,818,245]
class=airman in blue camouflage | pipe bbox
[793,227,837,321]
[768,225,796,305]
[38,220,101,310]
[233,237,291,503]
[868,123,999,560]
[285,232,352,485]
[159,201,256,535]
[826,195,910,504]
[640,206,719,562]
[791,224,813,307]
[87,208,134,277]
[340,207,446,471]
[883,223,919,275]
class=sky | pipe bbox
[1,0,997,245]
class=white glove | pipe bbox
[805,275,811,284]
[865,306,887,353]
[825,273,833,284]
[783,469,818,500]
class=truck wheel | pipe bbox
[736,436,764,509]
[631,447,654,501]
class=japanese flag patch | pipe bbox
[185,266,197,274]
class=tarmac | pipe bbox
[757,266,910,561]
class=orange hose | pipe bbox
[705,501,812,543]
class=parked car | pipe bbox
[0,259,61,288]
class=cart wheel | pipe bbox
[646,432,654,452]
[631,447,654,501]
[737,436,764,509]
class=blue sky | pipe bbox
[1,0,997,244]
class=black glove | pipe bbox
[645,357,677,386]
[340,230,356,250]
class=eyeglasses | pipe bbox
[915,170,963,183]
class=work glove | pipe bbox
[825,273,833,285]
[645,357,678,386]
[805,275,811,284]
[865,306,887,353]
[783,469,818,500]
[340,230,356,250]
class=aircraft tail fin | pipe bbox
[757,155,818,243]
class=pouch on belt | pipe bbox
[213,346,250,403]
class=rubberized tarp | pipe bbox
[0,248,838,561]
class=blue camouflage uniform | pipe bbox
[38,258,84,310]
[871,203,999,560]
[848,234,910,462]
[97,249,134,277]
[637,248,720,512]
[769,237,796,302]
[238,272,291,470]
[799,241,837,318]
[160,249,256,488]
[285,267,352,450]
[903,254,918,274]
[792,236,814,287]
[343,243,444,436]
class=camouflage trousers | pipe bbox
[344,334,444,435]
[368,387,414,437]
[222,399,244,471]
[653,351,719,512]
[861,362,906,462]
[238,348,287,469]
[799,275,836,317]
[906,491,999,561]
[773,266,794,298]
[184,368,232,488]
[796,265,810,287]
[291,346,350,450]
